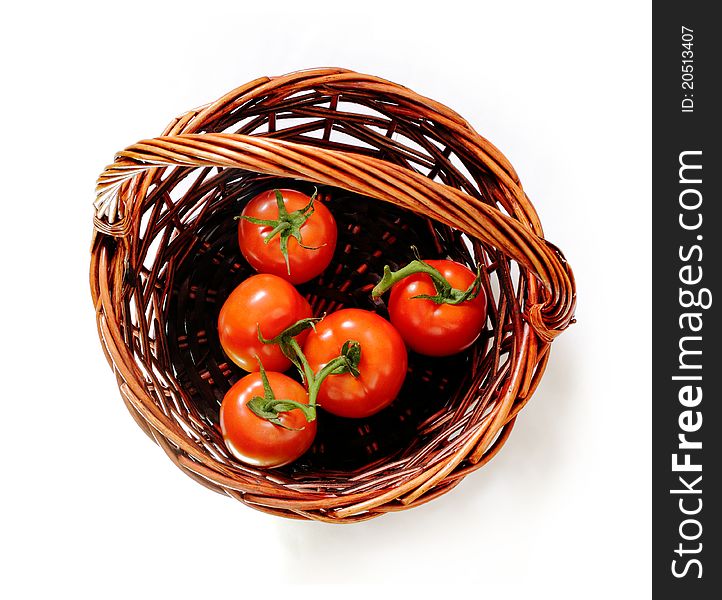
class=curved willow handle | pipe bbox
[94,133,575,340]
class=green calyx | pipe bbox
[327,340,361,379]
[236,189,322,275]
[371,256,483,306]
[246,361,316,430]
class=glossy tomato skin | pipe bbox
[218,274,312,372]
[238,189,338,284]
[220,372,316,468]
[388,259,487,357]
[303,309,408,418]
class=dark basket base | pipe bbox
[166,175,490,473]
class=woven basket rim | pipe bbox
[90,67,576,522]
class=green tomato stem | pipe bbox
[255,317,362,421]
[264,221,291,242]
[305,340,361,408]
[371,259,483,306]
[287,337,316,387]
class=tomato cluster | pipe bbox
[216,188,489,468]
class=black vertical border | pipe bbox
[653,2,720,597]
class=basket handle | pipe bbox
[94,133,575,341]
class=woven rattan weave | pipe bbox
[90,68,576,522]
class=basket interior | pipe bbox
[163,176,502,473]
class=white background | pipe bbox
[1,1,650,597]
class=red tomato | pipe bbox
[388,259,487,356]
[303,309,408,418]
[220,372,316,468]
[238,188,337,284]
[218,274,312,372]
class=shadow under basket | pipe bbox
[90,68,576,523]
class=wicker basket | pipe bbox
[90,68,576,522]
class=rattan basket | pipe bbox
[90,68,576,522]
